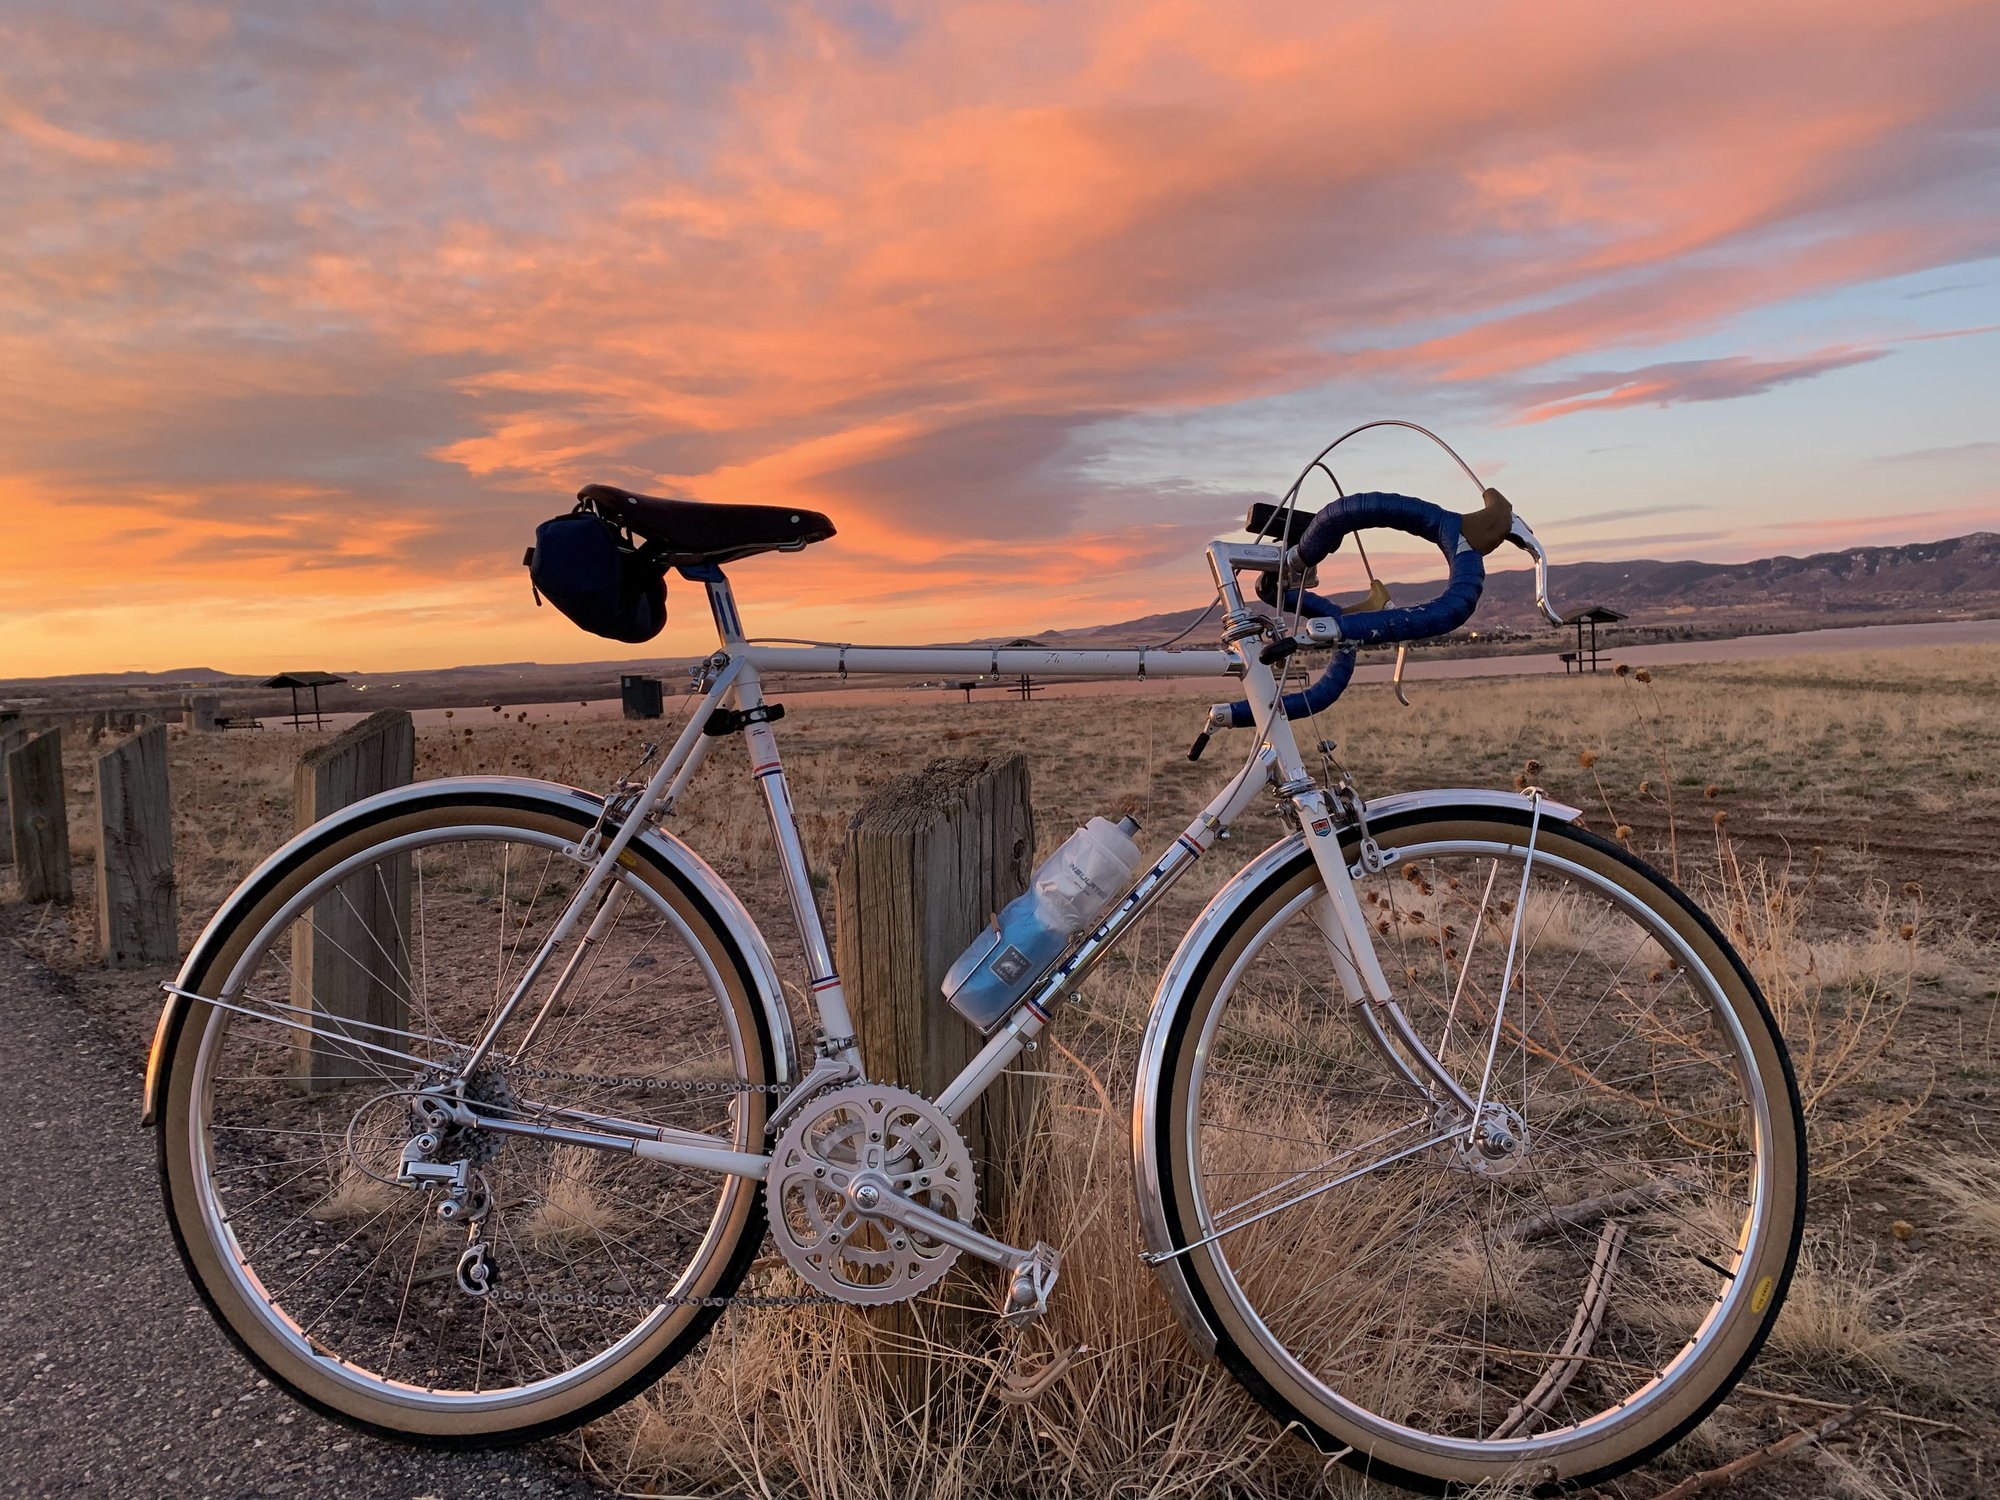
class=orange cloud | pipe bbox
[1,0,1997,673]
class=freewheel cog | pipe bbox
[767,1082,976,1305]
[410,1068,518,1169]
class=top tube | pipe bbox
[738,642,1242,680]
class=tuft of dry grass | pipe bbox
[1767,1242,1924,1381]
[310,1164,405,1223]
[527,1144,626,1249]
[1909,1152,2000,1248]
[1710,852,1926,1182]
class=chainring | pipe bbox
[766,1082,976,1305]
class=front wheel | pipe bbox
[156,788,781,1445]
[1143,807,1805,1494]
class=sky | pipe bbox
[2,0,1997,677]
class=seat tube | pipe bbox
[731,658,858,1054]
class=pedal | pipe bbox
[999,1241,1061,1328]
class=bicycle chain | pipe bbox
[486,1286,836,1311]
[496,1062,789,1095]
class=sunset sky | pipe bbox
[3,1,1997,677]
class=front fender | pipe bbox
[1129,787,1578,1358]
[143,775,795,1125]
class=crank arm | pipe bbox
[846,1169,1059,1322]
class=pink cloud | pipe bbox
[1506,347,1890,424]
[0,0,1997,670]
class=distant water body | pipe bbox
[315,617,2000,732]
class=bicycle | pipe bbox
[148,423,1804,1495]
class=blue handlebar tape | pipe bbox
[1297,492,1486,648]
[1225,583,1354,728]
[1222,492,1486,726]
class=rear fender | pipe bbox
[143,775,794,1125]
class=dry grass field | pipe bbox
[10,642,1998,1499]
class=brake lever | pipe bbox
[1504,516,1564,627]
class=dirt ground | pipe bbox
[7,641,1996,1499]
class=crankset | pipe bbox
[766,1081,1061,1325]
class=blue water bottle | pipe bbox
[941,815,1143,1032]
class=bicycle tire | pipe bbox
[1142,806,1805,1494]
[155,785,781,1445]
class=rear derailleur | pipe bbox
[398,1093,501,1297]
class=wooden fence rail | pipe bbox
[95,722,179,967]
[290,709,415,1089]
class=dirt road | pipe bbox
[0,941,609,1500]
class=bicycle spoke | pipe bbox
[1177,831,1786,1461]
[187,826,762,1406]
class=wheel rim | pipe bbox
[184,823,761,1412]
[1178,832,1786,1467]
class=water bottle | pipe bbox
[942,815,1144,1032]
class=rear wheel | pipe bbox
[1148,808,1804,1493]
[157,791,779,1444]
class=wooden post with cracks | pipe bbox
[7,729,72,903]
[832,753,1045,1394]
[291,709,415,1089]
[95,722,178,966]
[0,724,29,868]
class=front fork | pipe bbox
[1213,544,1479,1120]
[1291,781,1478,1116]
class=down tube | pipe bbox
[934,750,1276,1121]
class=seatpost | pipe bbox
[687,565,745,645]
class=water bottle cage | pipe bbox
[703,702,787,737]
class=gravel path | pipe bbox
[0,941,609,1500]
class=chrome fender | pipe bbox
[1129,787,1578,1358]
[143,775,795,1125]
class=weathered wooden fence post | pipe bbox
[7,729,72,903]
[95,722,178,966]
[0,725,27,867]
[833,754,1044,1383]
[291,709,415,1088]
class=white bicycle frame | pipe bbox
[449,536,1494,1188]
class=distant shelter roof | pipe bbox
[261,671,348,689]
[1560,606,1627,626]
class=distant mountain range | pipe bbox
[1005,531,2000,648]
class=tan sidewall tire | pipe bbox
[158,798,775,1444]
[1156,811,1806,1495]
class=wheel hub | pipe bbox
[1443,1101,1532,1178]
